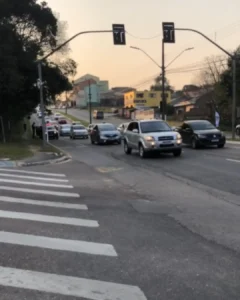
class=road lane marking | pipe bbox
[0,173,69,182]
[0,186,79,197]
[0,210,98,227]
[0,231,117,256]
[0,196,87,210]
[0,178,73,188]
[0,168,66,177]
[0,266,147,300]
[226,158,240,163]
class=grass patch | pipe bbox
[0,143,33,160]
[0,118,60,160]
[57,111,89,127]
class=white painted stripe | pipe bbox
[0,186,79,197]
[0,231,117,256]
[0,267,147,300]
[226,158,240,163]
[0,178,73,188]
[0,168,66,177]
[0,196,87,210]
[0,210,98,227]
[0,173,69,182]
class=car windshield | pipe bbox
[99,124,116,131]
[140,121,172,133]
[73,126,85,130]
[62,125,71,129]
[190,121,216,130]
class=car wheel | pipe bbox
[236,128,240,136]
[218,144,224,148]
[191,138,198,149]
[124,140,132,154]
[173,149,182,157]
[117,139,121,145]
[139,144,147,158]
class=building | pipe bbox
[100,87,135,107]
[72,74,109,107]
[124,90,171,108]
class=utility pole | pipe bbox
[37,62,46,146]
[65,91,68,115]
[88,80,92,124]
[232,57,236,136]
[161,39,166,120]
[0,116,6,143]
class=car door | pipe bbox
[179,123,188,144]
[125,122,135,147]
[91,125,98,142]
[131,122,140,148]
[181,123,193,144]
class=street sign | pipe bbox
[162,22,175,43]
[112,24,126,45]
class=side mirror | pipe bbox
[132,129,139,133]
[172,126,176,131]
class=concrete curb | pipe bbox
[16,141,72,167]
[17,154,71,167]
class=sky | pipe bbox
[46,0,240,91]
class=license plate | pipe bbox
[211,139,219,142]
[162,141,172,144]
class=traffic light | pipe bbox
[221,74,232,97]
[112,24,126,45]
[162,22,175,43]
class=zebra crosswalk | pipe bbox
[0,167,147,300]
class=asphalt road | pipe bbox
[64,108,124,126]
[1,158,240,299]
[23,111,240,298]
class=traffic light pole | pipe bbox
[232,57,236,137]
[161,39,166,120]
[174,27,236,139]
[88,80,92,124]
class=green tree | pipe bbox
[150,74,174,93]
[0,0,76,126]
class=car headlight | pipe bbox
[176,133,182,140]
[145,136,155,141]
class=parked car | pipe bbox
[176,120,226,148]
[70,124,88,139]
[123,119,182,158]
[46,126,59,140]
[93,110,104,119]
[59,124,71,136]
[54,113,61,120]
[90,123,121,145]
[58,118,67,125]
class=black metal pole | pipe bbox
[89,81,92,124]
[161,39,166,120]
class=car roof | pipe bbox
[133,119,165,123]
[98,123,113,126]
[185,120,210,123]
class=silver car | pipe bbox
[59,124,71,136]
[70,124,88,139]
[123,119,182,158]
